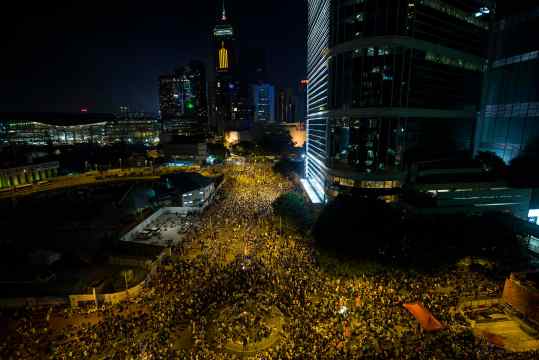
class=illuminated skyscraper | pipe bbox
[159,61,208,137]
[252,84,276,123]
[211,0,239,134]
[306,0,492,203]
[159,75,182,121]
[277,88,296,123]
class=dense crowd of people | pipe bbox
[1,160,539,359]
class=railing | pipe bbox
[0,167,192,199]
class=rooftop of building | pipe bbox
[411,158,504,185]
[0,112,159,127]
[0,112,117,126]
[162,172,215,195]
[414,158,482,172]
[415,171,499,185]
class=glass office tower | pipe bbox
[306,0,491,202]
[160,61,208,137]
[252,84,276,123]
[474,4,539,163]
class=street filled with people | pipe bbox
[1,160,539,359]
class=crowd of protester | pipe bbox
[1,161,538,359]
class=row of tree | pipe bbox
[231,123,295,156]
[311,193,526,270]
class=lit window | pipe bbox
[218,42,229,70]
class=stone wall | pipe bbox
[99,282,145,305]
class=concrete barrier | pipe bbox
[99,283,145,305]
[69,294,97,308]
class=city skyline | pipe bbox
[0,1,307,114]
[2,2,539,358]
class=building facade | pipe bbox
[211,1,239,134]
[159,61,208,137]
[252,84,276,123]
[277,88,297,123]
[0,121,8,146]
[1,113,159,146]
[182,182,215,207]
[107,112,160,145]
[159,75,183,122]
[0,161,59,189]
[474,4,539,163]
[405,161,531,220]
[306,0,492,203]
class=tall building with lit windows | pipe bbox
[305,0,493,203]
[0,121,7,146]
[252,84,276,123]
[211,0,240,134]
[474,2,539,163]
[159,61,208,137]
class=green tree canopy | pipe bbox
[272,192,313,230]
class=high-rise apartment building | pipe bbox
[296,80,309,125]
[305,0,492,203]
[159,75,182,121]
[252,84,276,123]
[474,3,539,163]
[159,61,208,137]
[277,88,296,123]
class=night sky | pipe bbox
[0,1,307,114]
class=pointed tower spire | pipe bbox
[221,0,227,21]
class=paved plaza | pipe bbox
[128,212,200,247]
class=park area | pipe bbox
[1,160,539,359]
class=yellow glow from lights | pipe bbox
[219,42,229,70]
[288,124,306,148]
[224,131,240,147]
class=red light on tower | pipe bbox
[81,108,88,113]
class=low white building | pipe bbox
[182,182,215,207]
